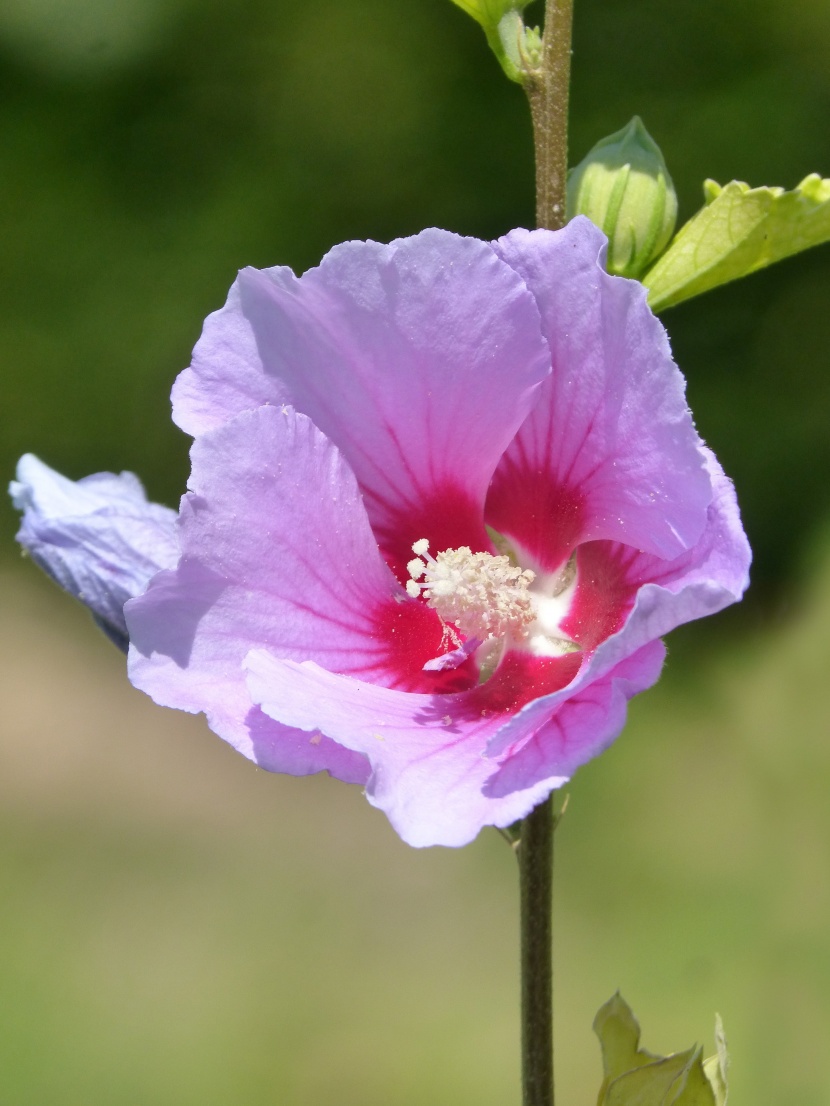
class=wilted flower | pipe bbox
[10,455,178,651]
[11,218,750,847]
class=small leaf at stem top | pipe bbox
[447,0,539,82]
[448,0,535,28]
[643,173,830,311]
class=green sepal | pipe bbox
[447,0,539,82]
[643,173,830,311]
[594,994,730,1106]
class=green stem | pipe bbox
[518,797,555,1106]
[514,4,574,1102]
[525,0,574,230]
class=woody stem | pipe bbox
[525,0,574,231]
[517,3,574,1100]
[518,797,555,1106]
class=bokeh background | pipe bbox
[2,0,830,1102]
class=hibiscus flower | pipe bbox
[12,218,750,847]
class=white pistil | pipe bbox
[527,552,581,657]
[406,539,536,641]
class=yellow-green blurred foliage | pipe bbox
[2,0,830,1102]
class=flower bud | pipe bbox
[567,117,678,279]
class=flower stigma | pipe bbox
[406,539,583,670]
[406,539,536,641]
[526,553,582,658]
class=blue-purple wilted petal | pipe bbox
[10,455,178,651]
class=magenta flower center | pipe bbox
[405,537,582,675]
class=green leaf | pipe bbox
[702,1015,729,1106]
[594,992,659,1096]
[446,0,539,82]
[671,1048,718,1106]
[642,173,830,311]
[594,996,724,1106]
[603,1048,704,1106]
[448,0,534,30]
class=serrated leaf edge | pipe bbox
[643,172,830,311]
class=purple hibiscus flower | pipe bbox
[119,216,749,847]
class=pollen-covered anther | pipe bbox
[405,539,536,641]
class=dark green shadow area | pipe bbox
[2,0,830,606]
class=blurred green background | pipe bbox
[1,0,829,1102]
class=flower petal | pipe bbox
[483,640,666,796]
[245,706,370,786]
[10,454,178,650]
[245,651,564,848]
[126,405,470,783]
[172,275,295,437]
[488,217,713,570]
[486,448,750,758]
[174,230,552,572]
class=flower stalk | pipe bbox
[518,1,575,1102]
[518,797,555,1106]
[525,0,574,231]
